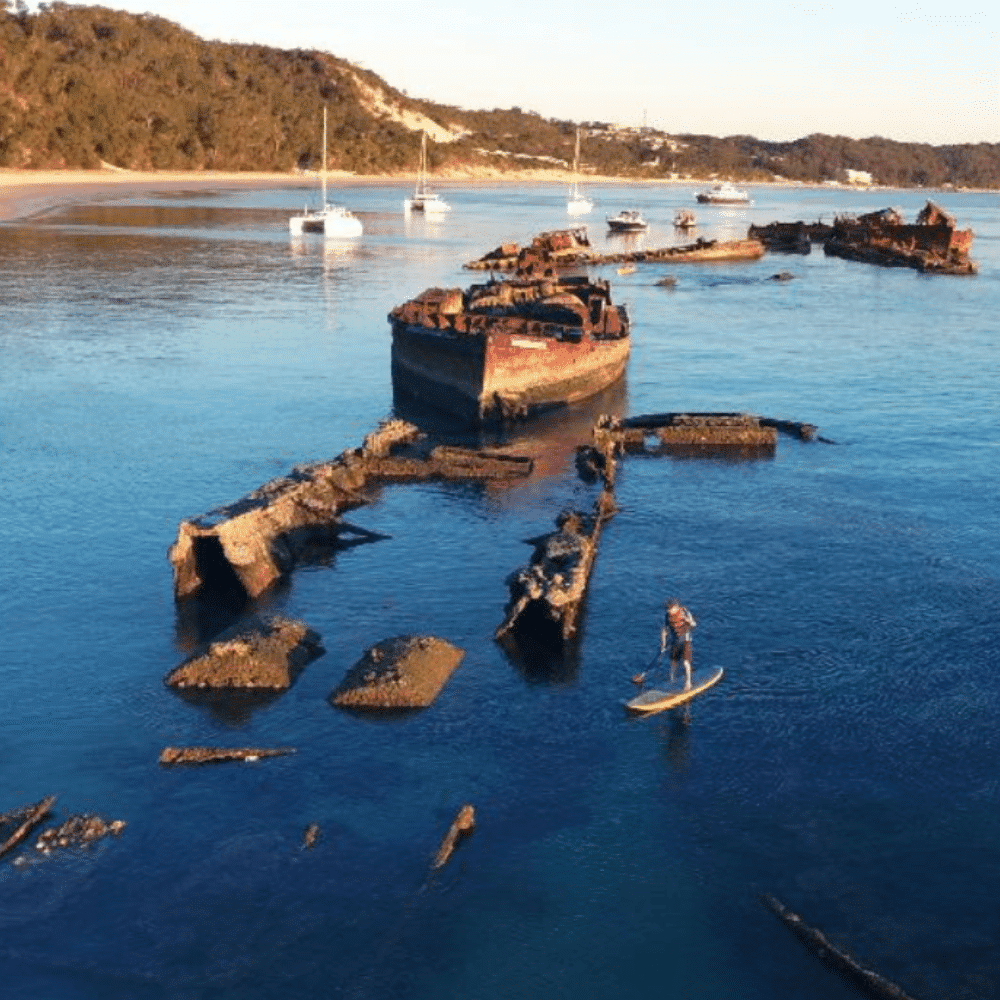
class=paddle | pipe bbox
[631,649,663,686]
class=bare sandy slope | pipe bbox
[0,165,686,222]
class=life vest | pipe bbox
[667,604,694,634]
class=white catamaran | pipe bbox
[405,131,450,214]
[289,107,363,238]
[567,127,593,216]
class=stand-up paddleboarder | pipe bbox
[660,599,697,690]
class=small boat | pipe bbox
[617,264,636,275]
[695,182,752,205]
[567,127,593,216]
[674,209,697,229]
[606,210,648,233]
[289,107,363,238]
[405,131,451,214]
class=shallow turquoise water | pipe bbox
[1,181,998,999]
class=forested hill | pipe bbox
[2,3,999,188]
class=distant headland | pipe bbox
[2,5,999,190]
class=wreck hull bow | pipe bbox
[390,322,631,426]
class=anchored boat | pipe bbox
[388,274,631,425]
[289,107,363,238]
[405,130,450,214]
[606,210,649,233]
[695,182,752,205]
[567,127,593,216]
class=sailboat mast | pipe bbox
[572,128,581,195]
[420,131,427,195]
[321,106,328,206]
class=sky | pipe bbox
[49,1,999,145]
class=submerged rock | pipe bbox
[35,815,126,853]
[165,615,324,690]
[330,635,465,710]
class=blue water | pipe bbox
[2,180,999,999]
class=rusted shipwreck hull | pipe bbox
[495,492,618,653]
[824,201,976,274]
[169,420,533,601]
[465,227,593,271]
[465,230,765,271]
[749,220,832,251]
[388,275,631,425]
[748,221,812,254]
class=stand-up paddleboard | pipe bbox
[624,666,724,716]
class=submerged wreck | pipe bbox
[464,229,765,271]
[763,895,920,1000]
[824,201,976,274]
[495,491,618,654]
[388,274,631,425]
[577,413,824,488]
[169,420,533,602]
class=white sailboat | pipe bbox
[567,127,593,216]
[289,107,363,238]
[405,131,450,214]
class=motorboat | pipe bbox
[673,209,697,229]
[606,210,648,233]
[289,107,363,238]
[405,131,451,214]
[567,128,593,215]
[695,182,752,205]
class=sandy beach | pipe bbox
[0,166,702,223]
[0,168,332,222]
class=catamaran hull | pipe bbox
[390,322,631,426]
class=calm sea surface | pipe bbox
[2,180,998,999]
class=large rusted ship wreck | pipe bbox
[388,273,631,425]
[823,201,976,274]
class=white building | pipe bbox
[842,169,873,186]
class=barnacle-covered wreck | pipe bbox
[823,201,976,274]
[388,273,631,425]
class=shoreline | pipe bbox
[0,166,978,224]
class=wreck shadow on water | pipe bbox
[167,685,289,727]
[173,569,295,653]
[495,606,588,687]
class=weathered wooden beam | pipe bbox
[0,796,57,860]
[158,747,295,766]
[432,805,476,871]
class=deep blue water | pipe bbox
[1,180,998,999]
